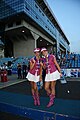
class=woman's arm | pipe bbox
[30,59,35,70]
[39,62,43,81]
[54,56,61,74]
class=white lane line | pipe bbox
[0,79,27,89]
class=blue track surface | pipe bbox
[0,90,80,120]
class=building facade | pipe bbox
[0,0,70,57]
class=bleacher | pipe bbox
[61,54,80,69]
[0,56,33,74]
[0,57,14,66]
[0,54,80,74]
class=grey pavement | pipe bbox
[0,74,27,89]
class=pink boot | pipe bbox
[36,94,40,106]
[32,94,37,106]
[47,94,55,108]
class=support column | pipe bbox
[30,31,40,48]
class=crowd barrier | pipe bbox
[61,68,80,78]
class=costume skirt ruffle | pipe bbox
[45,70,60,82]
[26,72,40,83]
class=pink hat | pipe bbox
[41,47,47,52]
[34,48,40,52]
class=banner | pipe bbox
[61,68,80,78]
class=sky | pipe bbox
[46,0,80,53]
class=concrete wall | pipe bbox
[0,48,4,58]
[13,36,35,57]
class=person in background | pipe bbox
[26,48,42,106]
[78,69,80,77]
[41,48,62,107]
[22,62,27,79]
[17,63,22,79]
[27,58,30,71]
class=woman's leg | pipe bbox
[33,82,40,105]
[45,82,51,96]
[47,81,56,107]
[30,81,40,105]
[30,81,35,95]
[30,82,37,105]
[51,81,56,95]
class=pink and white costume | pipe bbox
[26,57,41,83]
[43,54,60,81]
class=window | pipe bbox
[45,25,47,28]
[26,6,29,11]
[39,9,41,13]
[42,13,44,16]
[36,16,38,19]
[47,19,49,22]
[35,4,38,9]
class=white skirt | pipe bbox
[26,72,40,83]
[45,70,60,82]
